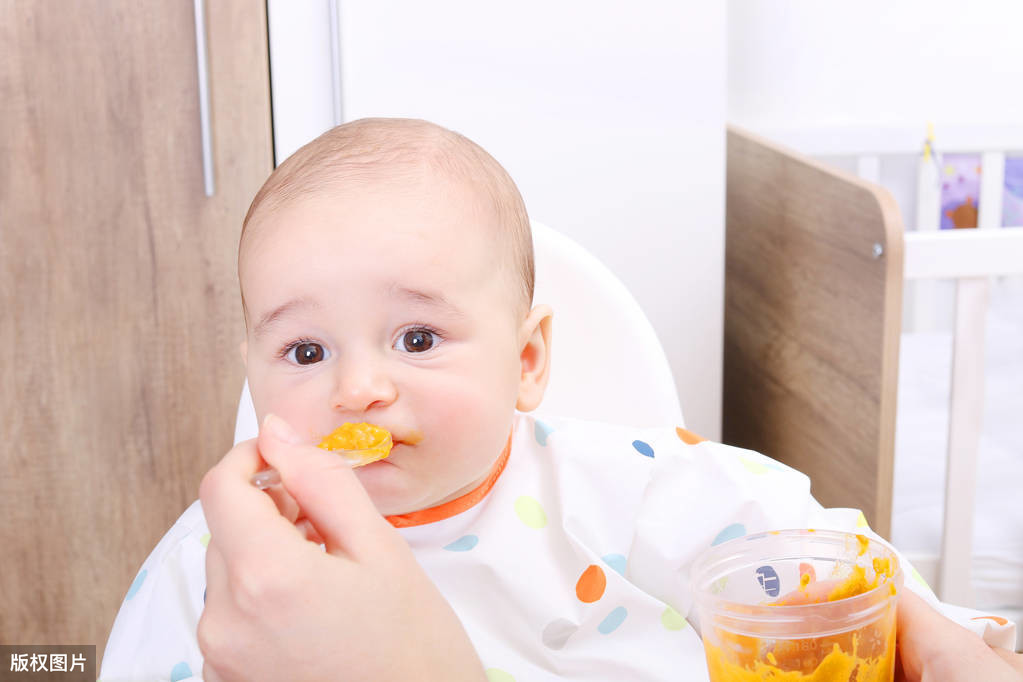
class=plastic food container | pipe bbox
[690,529,903,682]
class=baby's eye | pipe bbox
[286,341,329,365]
[395,329,436,353]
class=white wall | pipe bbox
[268,0,727,438]
[729,1,1023,131]
[728,0,1023,334]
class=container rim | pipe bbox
[690,528,904,636]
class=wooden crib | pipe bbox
[723,126,1023,608]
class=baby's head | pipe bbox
[238,118,552,515]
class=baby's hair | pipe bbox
[239,118,534,318]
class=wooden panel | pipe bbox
[722,127,903,538]
[0,0,273,661]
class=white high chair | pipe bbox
[234,220,683,444]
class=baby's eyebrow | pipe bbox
[389,284,466,318]
[252,297,321,339]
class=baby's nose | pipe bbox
[329,355,397,413]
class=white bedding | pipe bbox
[892,275,1023,627]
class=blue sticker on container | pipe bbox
[756,565,780,597]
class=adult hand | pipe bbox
[896,587,1022,682]
[197,414,487,682]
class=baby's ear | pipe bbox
[239,340,248,368]
[516,305,553,412]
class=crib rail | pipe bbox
[905,227,1023,278]
[903,228,1023,605]
[891,138,1019,606]
[750,124,1023,157]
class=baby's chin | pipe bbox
[352,458,438,516]
[355,461,491,518]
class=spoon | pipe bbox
[250,448,387,489]
[250,438,393,490]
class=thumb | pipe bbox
[897,588,1014,682]
[258,413,392,556]
[896,588,951,681]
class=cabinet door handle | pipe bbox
[193,0,215,197]
[329,0,343,126]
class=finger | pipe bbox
[199,438,306,563]
[896,589,935,681]
[896,588,1012,682]
[259,413,394,557]
[775,578,844,605]
[203,540,228,605]
[897,587,958,680]
[991,647,1023,676]
[262,481,301,524]
[198,542,232,681]
[295,517,326,546]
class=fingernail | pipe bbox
[262,413,303,444]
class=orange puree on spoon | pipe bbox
[318,422,393,466]
[250,422,396,490]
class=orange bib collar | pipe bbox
[385,434,512,528]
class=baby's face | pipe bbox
[240,174,532,515]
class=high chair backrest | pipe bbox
[234,220,683,444]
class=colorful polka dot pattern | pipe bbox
[661,606,687,631]
[514,496,547,529]
[575,565,606,603]
[601,553,627,576]
[170,662,192,681]
[511,421,729,653]
[712,522,746,546]
[738,452,789,475]
[631,440,654,457]
[485,668,516,682]
[597,606,628,634]
[534,420,553,446]
[443,535,479,551]
[126,569,147,600]
[739,454,769,475]
[675,426,706,444]
[541,618,578,650]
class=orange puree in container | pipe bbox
[704,626,896,682]
[703,535,898,681]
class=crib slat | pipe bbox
[857,155,881,184]
[938,276,990,607]
[908,147,943,333]
[978,151,1006,230]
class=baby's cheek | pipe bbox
[422,372,515,457]
[252,374,331,443]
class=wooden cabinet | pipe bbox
[0,1,273,661]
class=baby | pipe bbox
[100,118,1018,681]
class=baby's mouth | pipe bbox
[393,429,424,446]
